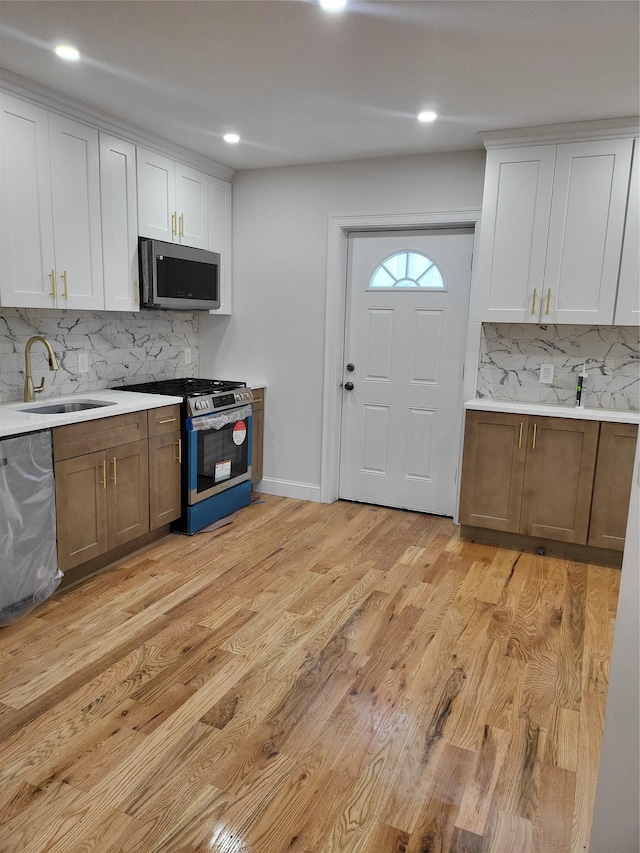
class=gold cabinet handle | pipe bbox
[100,459,107,490]
[532,422,537,450]
[158,417,177,424]
[531,287,538,316]
[111,457,117,486]
[134,279,139,305]
[518,422,523,449]
[172,211,177,238]
[545,288,552,315]
[176,438,182,464]
[179,213,184,238]
[48,270,57,300]
[60,271,68,300]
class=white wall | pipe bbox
[199,150,486,497]
[589,434,640,852]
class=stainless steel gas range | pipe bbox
[116,378,254,534]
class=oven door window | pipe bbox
[196,419,249,495]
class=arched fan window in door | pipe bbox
[369,250,445,289]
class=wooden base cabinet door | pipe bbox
[106,439,149,550]
[588,422,639,551]
[459,410,527,532]
[251,387,265,485]
[521,417,599,543]
[149,431,182,529]
[55,450,108,571]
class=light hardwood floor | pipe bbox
[0,495,620,852]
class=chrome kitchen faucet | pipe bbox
[24,336,59,402]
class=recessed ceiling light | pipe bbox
[223,133,240,144]
[418,111,438,123]
[54,45,80,62]
[320,0,347,11]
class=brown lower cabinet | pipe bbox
[54,406,182,571]
[148,405,182,530]
[588,422,639,551]
[459,409,637,551]
[251,387,265,485]
[520,416,599,543]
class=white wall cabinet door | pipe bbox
[544,138,633,324]
[175,164,208,249]
[100,133,140,312]
[49,114,104,310]
[0,97,103,311]
[0,93,56,308]
[614,138,639,325]
[137,148,209,249]
[207,175,232,314]
[472,145,556,323]
[473,137,634,325]
[137,147,176,243]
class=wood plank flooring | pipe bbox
[0,495,620,852]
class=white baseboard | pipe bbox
[255,477,322,503]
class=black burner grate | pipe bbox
[115,378,246,398]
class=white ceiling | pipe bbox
[0,1,638,171]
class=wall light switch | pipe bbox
[184,348,192,365]
[77,352,89,374]
[539,363,554,384]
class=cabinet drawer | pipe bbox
[147,405,181,437]
[53,411,148,461]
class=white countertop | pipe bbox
[0,390,183,438]
[465,398,640,425]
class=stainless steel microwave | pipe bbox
[139,237,220,311]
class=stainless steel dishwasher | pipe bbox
[0,429,61,625]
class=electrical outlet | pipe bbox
[77,352,89,374]
[539,363,554,384]
[184,348,192,365]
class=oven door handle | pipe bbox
[186,404,253,433]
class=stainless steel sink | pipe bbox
[17,400,117,415]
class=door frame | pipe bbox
[320,209,482,506]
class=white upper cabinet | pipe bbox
[48,114,104,310]
[1,88,232,313]
[175,164,208,249]
[544,139,633,324]
[0,93,103,310]
[473,135,635,325]
[137,148,208,249]
[207,175,232,315]
[0,94,56,308]
[99,133,139,312]
[472,145,556,323]
[614,139,640,325]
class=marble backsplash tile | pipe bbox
[0,308,199,402]
[477,324,640,411]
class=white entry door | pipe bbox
[339,228,474,515]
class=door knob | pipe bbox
[344,381,354,391]
[346,363,355,372]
